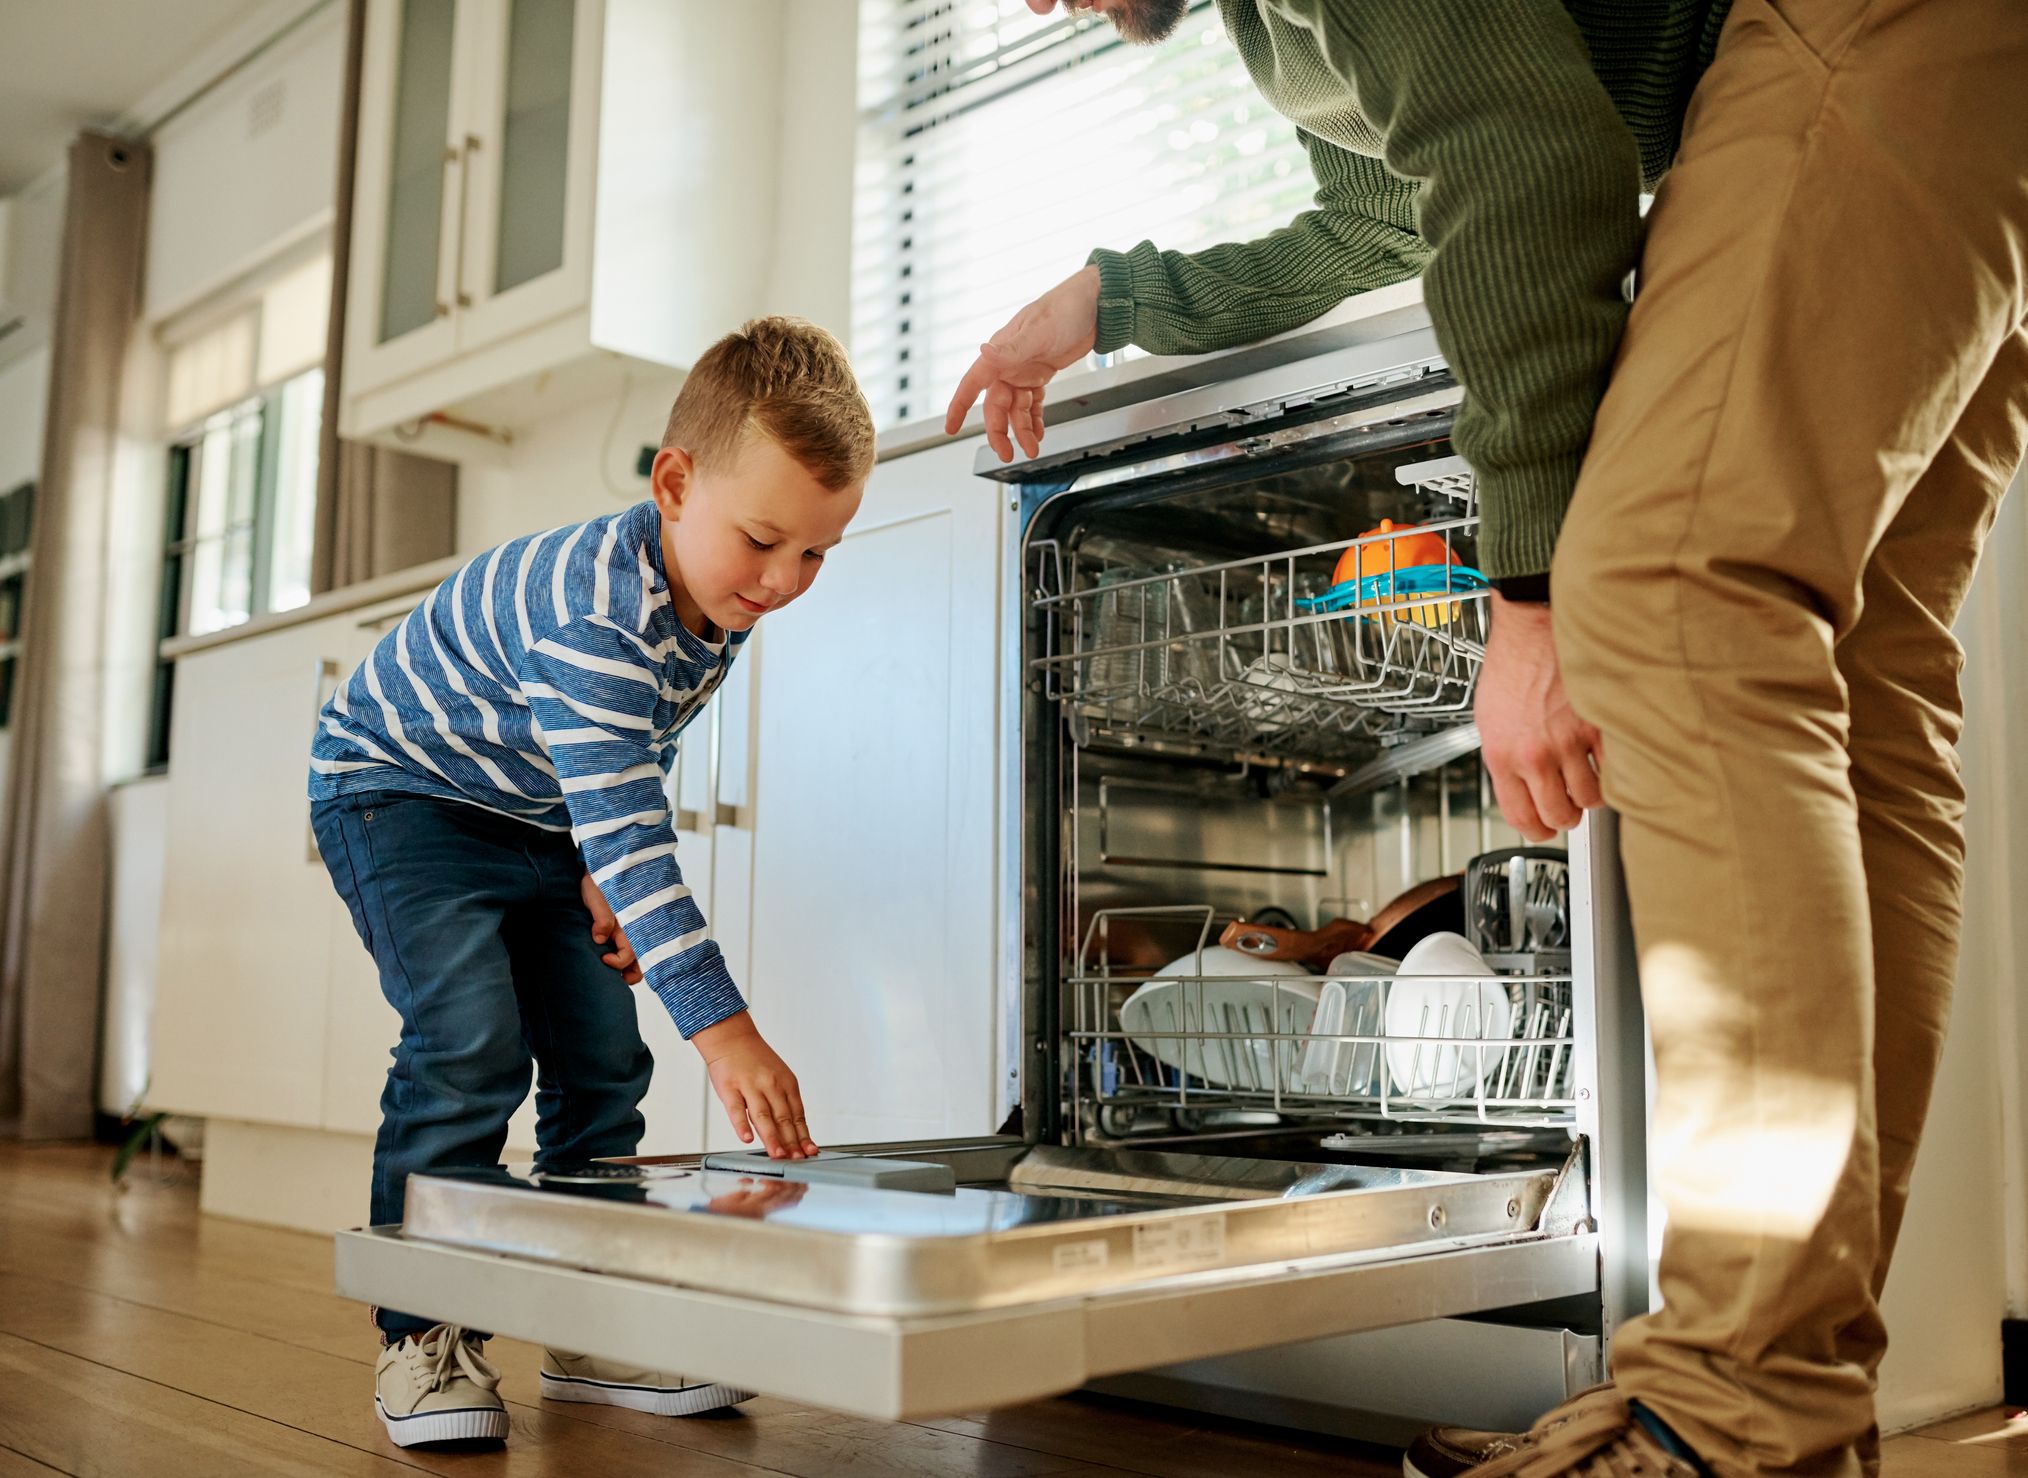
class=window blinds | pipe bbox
[852,0,1313,428]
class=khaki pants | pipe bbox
[1550,1,2028,1474]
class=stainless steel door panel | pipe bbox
[394,1147,1560,1317]
[333,1224,1599,1421]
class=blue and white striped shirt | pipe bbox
[309,499,748,1037]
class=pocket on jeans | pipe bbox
[314,807,377,955]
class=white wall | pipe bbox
[1874,464,2028,1430]
[453,365,683,553]
[145,2,343,322]
[0,345,49,487]
[101,776,171,1115]
[764,0,859,339]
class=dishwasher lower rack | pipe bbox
[1028,467,1488,763]
[1068,908,1578,1136]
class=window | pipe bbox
[147,250,330,769]
[853,0,1313,427]
[0,481,33,732]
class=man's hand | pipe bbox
[580,872,642,984]
[693,1012,819,1160]
[944,264,1100,462]
[1474,593,1605,842]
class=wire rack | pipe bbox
[1067,907,1577,1135]
[1030,467,1488,761]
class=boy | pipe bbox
[308,317,873,1447]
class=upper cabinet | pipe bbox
[342,0,784,451]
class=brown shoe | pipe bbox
[1456,1390,1703,1477]
[1402,1384,1617,1478]
[1403,1425,1531,1477]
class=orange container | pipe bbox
[1331,519,1459,587]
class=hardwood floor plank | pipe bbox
[918,1395,1404,1478]
[0,1331,418,1477]
[1909,1409,2028,1445]
[1880,1435,2028,1476]
[0,1272,779,1477]
[0,1441,71,1476]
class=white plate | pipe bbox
[1297,953,1398,1096]
[1383,932,1515,1103]
[1120,951,1319,1091]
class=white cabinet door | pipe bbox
[452,0,600,357]
[153,615,356,1126]
[344,0,474,398]
[632,718,717,1153]
[318,606,410,1139]
[745,436,1003,1145]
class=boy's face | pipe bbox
[650,433,863,637]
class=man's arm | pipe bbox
[1088,133,1430,357]
[1262,0,1643,582]
[946,137,1428,462]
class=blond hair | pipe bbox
[661,316,875,490]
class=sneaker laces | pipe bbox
[1467,1388,1685,1477]
[413,1323,501,1396]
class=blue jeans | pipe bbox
[312,790,653,1342]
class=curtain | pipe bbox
[0,133,151,1139]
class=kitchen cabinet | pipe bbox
[741,434,1006,1145]
[341,0,783,449]
[153,608,365,1128]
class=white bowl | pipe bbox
[1383,932,1514,1102]
[1120,949,1318,1091]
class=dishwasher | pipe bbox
[335,314,1649,1442]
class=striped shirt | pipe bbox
[309,499,748,1038]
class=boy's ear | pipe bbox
[649,447,694,518]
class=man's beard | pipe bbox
[1068,0,1190,45]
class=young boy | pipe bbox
[308,317,873,1448]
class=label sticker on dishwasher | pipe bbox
[1053,1239,1110,1274]
[1132,1213,1227,1272]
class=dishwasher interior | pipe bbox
[334,351,1644,1435]
[1022,408,1572,1157]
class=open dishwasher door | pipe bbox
[335,1137,1597,1420]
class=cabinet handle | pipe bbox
[308,658,341,863]
[675,807,703,834]
[454,133,480,310]
[436,145,458,318]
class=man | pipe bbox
[944,3,2028,1475]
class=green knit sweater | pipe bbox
[1087,0,1730,580]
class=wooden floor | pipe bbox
[0,1144,2020,1477]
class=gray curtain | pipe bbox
[312,0,455,594]
[0,133,150,1139]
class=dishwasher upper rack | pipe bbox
[1029,511,1487,764]
[1065,907,1577,1136]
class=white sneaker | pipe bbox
[375,1324,509,1447]
[541,1348,753,1416]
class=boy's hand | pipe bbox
[943,264,1098,462]
[580,872,642,984]
[693,1012,819,1160]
